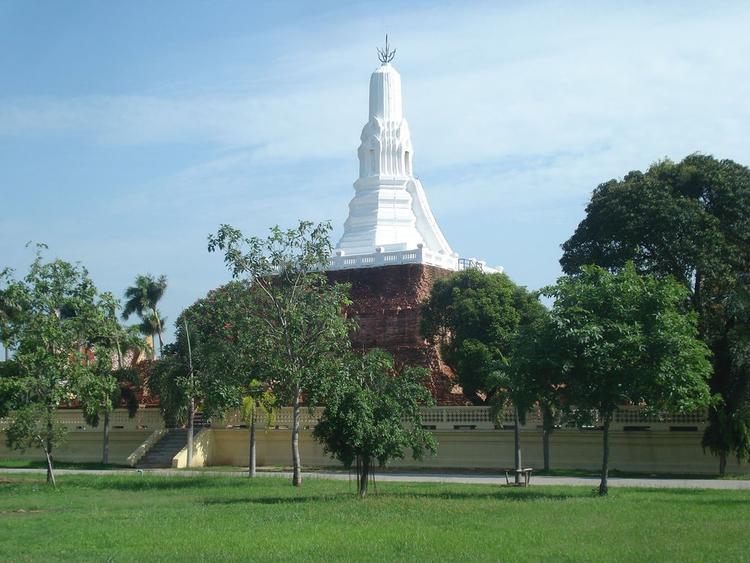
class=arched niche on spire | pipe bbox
[367,139,380,176]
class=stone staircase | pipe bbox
[137,429,189,469]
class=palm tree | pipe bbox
[122,274,167,358]
[138,312,166,359]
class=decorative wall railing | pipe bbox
[0,406,708,435]
[211,405,708,433]
[329,245,459,271]
[0,408,164,433]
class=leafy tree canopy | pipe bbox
[560,154,750,472]
[313,349,436,497]
[421,269,546,404]
[74,291,144,430]
[148,280,258,426]
[547,264,713,416]
[561,155,750,288]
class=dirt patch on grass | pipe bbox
[0,508,46,516]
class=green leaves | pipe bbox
[4,404,67,453]
[544,264,713,418]
[207,221,354,406]
[0,250,124,469]
[421,269,545,404]
[122,274,167,357]
[313,350,437,470]
[208,220,355,485]
[560,154,750,469]
[241,380,277,428]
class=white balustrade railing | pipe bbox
[329,245,459,271]
[210,405,708,432]
[0,408,164,433]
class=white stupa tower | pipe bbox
[330,39,465,271]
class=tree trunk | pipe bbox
[187,397,194,468]
[599,414,612,496]
[358,456,370,498]
[3,345,7,362]
[542,404,554,472]
[514,405,522,485]
[693,270,702,317]
[45,409,55,487]
[44,444,56,489]
[291,393,302,487]
[719,451,727,477]
[154,311,164,358]
[249,413,257,478]
[102,409,110,465]
[542,423,550,473]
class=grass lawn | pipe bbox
[1,474,748,561]
[171,464,750,480]
[2,458,748,480]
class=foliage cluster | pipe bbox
[422,269,545,405]
[0,249,153,483]
[561,154,750,474]
[314,349,436,497]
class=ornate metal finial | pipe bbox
[377,34,396,64]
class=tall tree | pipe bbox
[422,269,545,481]
[545,264,713,495]
[123,274,167,358]
[1,251,103,486]
[313,349,437,497]
[560,155,750,474]
[208,220,353,487]
[421,269,546,405]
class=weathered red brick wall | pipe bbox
[326,264,469,405]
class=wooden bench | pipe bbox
[503,467,533,487]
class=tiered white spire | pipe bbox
[333,47,458,271]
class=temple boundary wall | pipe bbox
[0,407,744,475]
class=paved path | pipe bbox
[2,467,749,490]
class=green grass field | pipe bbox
[0,473,748,561]
[2,458,749,480]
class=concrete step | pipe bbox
[137,429,190,469]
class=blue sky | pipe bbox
[1,0,749,341]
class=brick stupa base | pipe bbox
[327,263,469,406]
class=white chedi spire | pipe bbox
[334,55,457,270]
